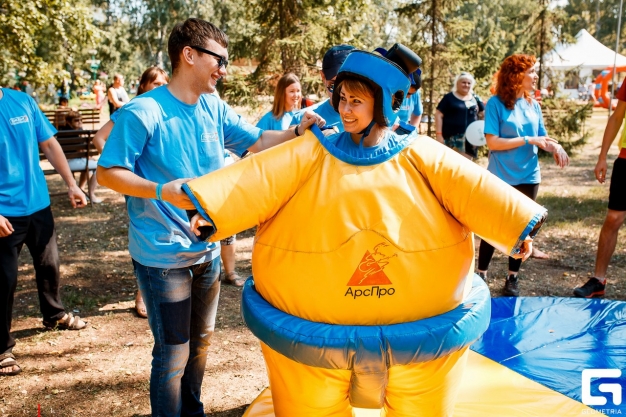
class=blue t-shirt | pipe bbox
[0,89,57,216]
[396,90,423,123]
[256,110,295,130]
[291,99,344,132]
[98,86,262,268]
[110,107,121,123]
[484,96,547,185]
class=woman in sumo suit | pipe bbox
[172,44,547,417]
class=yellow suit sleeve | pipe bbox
[404,136,547,256]
[184,130,324,242]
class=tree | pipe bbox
[0,0,101,89]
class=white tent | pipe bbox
[543,29,626,97]
[543,29,626,70]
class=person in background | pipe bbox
[476,54,569,297]
[396,71,423,129]
[256,73,302,130]
[218,150,246,287]
[59,111,102,204]
[93,80,106,110]
[573,79,626,298]
[290,45,355,132]
[107,73,130,116]
[94,66,169,318]
[435,72,484,160]
[0,88,88,377]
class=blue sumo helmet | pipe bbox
[332,44,422,127]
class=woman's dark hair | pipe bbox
[137,67,170,96]
[271,73,301,119]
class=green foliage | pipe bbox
[0,0,101,89]
[541,98,593,154]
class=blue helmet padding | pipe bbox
[335,51,410,127]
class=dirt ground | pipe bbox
[1,108,624,416]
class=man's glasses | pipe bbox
[190,45,228,69]
[326,81,335,93]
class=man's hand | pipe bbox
[190,212,214,237]
[0,215,14,237]
[162,178,195,209]
[297,111,325,134]
[68,184,88,208]
[595,157,608,184]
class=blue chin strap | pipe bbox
[358,120,378,148]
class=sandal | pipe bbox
[135,291,148,318]
[0,353,22,376]
[43,312,87,330]
[222,271,246,287]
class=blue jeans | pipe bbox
[133,258,221,417]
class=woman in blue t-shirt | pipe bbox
[435,72,484,159]
[477,54,569,297]
[256,73,302,130]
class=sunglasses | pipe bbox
[326,81,335,93]
[190,45,228,69]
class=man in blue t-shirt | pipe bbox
[97,18,321,416]
[291,44,355,132]
[0,89,88,377]
[396,87,423,128]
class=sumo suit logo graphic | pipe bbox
[345,243,397,299]
[582,369,623,406]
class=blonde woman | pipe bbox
[256,73,301,130]
[435,72,484,159]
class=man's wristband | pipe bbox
[294,125,300,136]
[524,136,529,145]
[155,183,163,201]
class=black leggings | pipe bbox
[477,183,539,273]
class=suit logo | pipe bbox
[345,243,397,299]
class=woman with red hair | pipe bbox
[477,54,569,296]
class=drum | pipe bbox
[465,120,486,147]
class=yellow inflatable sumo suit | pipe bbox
[182,47,547,417]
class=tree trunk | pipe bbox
[279,0,287,71]
[538,0,546,91]
[427,0,438,136]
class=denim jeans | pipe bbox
[133,257,221,417]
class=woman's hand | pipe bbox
[512,237,533,261]
[530,136,559,152]
[552,145,570,168]
[297,111,325,134]
[190,212,213,237]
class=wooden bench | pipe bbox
[39,129,99,202]
[43,109,69,129]
[79,108,101,130]
[43,108,101,129]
